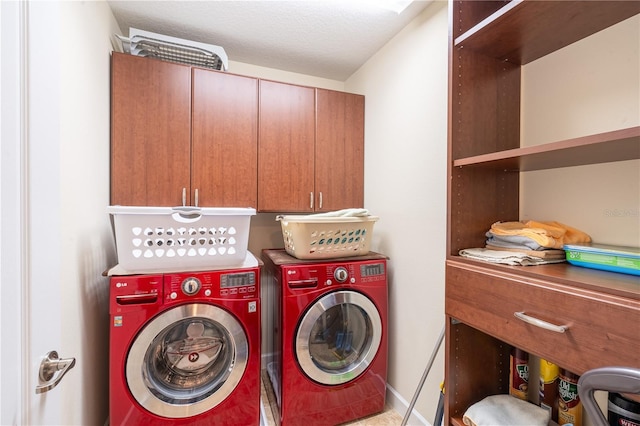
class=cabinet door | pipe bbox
[192,69,258,207]
[110,53,191,206]
[315,89,364,211]
[258,80,315,212]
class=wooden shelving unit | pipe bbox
[453,126,640,171]
[445,0,640,424]
[454,1,640,65]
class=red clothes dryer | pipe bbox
[109,260,261,426]
[262,249,388,426]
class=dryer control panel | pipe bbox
[359,262,386,282]
[283,260,386,289]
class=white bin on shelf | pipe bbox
[108,206,255,271]
[277,214,378,260]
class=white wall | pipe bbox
[346,2,449,423]
[229,61,345,92]
[521,14,640,247]
[57,2,120,424]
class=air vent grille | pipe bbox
[116,28,228,71]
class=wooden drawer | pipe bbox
[445,259,640,374]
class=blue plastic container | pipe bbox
[564,243,640,276]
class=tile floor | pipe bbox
[260,370,404,426]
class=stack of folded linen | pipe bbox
[487,220,591,250]
[458,248,566,266]
[460,220,591,266]
[463,394,550,426]
[310,208,370,217]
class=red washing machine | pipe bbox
[262,249,388,426]
[109,257,261,426]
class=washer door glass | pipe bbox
[295,290,382,385]
[126,303,247,418]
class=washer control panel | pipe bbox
[181,277,201,296]
[164,269,259,301]
[221,271,255,289]
[219,271,257,298]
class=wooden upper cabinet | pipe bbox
[315,89,364,211]
[111,53,259,208]
[110,52,191,206]
[258,80,315,212]
[111,53,364,211]
[191,69,258,207]
[257,81,365,212]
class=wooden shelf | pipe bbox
[446,256,640,301]
[455,1,640,65]
[452,126,640,171]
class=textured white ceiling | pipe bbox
[107,0,434,81]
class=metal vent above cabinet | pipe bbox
[116,28,228,71]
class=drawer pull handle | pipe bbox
[514,311,568,333]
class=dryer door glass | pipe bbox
[126,303,248,418]
[295,290,382,385]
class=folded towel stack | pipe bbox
[488,221,591,250]
[463,394,550,426]
[310,208,370,218]
[460,220,591,266]
[484,244,566,259]
[459,248,566,266]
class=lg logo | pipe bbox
[115,282,128,288]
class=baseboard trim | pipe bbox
[386,383,431,426]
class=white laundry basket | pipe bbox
[108,206,255,271]
[277,214,378,260]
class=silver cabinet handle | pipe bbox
[514,311,568,333]
[319,191,323,210]
[35,350,76,394]
[310,192,314,210]
[182,187,187,207]
[194,188,199,207]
